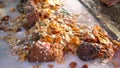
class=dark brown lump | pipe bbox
[69,62,77,68]
[77,42,100,61]
[22,11,39,30]
[31,32,40,41]
[2,15,9,21]
[82,64,88,68]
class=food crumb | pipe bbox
[32,66,37,68]
[10,8,16,12]
[32,66,38,68]
[0,5,5,8]
[69,62,77,68]
[2,15,9,21]
[82,64,88,68]
[19,53,27,61]
[32,64,41,68]
[0,1,5,8]
[48,64,54,68]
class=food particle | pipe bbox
[10,8,16,12]
[0,1,5,8]
[69,62,77,68]
[2,15,9,21]
[82,64,88,68]
[48,64,54,68]
[77,42,100,61]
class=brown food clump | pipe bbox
[77,42,100,61]
[17,0,36,14]
[10,8,16,12]
[82,64,88,68]
[28,41,55,62]
[0,5,5,8]
[23,11,39,30]
[69,62,77,68]
[48,64,54,68]
[19,52,27,61]
[2,15,9,21]
[0,1,5,8]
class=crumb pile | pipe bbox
[0,0,120,64]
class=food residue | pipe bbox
[0,0,120,67]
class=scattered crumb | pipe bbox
[0,0,119,67]
[32,66,38,68]
[2,15,9,21]
[16,28,22,32]
[32,64,41,68]
[82,64,88,68]
[19,52,27,61]
[69,62,77,68]
[48,64,54,68]
[0,4,5,8]
[10,8,16,12]
[0,1,5,8]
